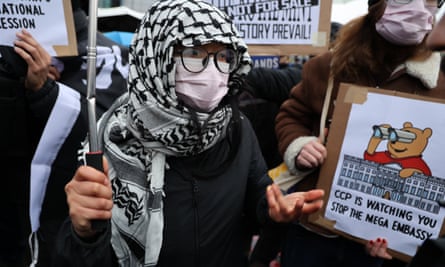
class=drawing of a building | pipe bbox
[337,155,445,214]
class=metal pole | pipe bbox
[87,0,99,153]
[86,0,108,231]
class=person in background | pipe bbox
[241,65,303,170]
[242,21,343,171]
[0,31,56,267]
[27,1,130,265]
[241,65,303,267]
[406,3,445,267]
[0,0,129,266]
[245,20,344,267]
[51,0,325,266]
[275,0,443,266]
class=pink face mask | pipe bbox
[175,57,229,113]
[375,0,433,45]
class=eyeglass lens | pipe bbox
[391,0,435,4]
[390,0,412,3]
[180,47,237,73]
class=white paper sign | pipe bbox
[0,0,75,56]
[207,0,321,45]
[325,92,445,257]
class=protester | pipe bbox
[246,20,344,267]
[0,0,129,266]
[0,30,55,267]
[52,0,325,266]
[29,1,129,266]
[406,4,445,267]
[275,0,444,266]
[27,1,129,266]
[241,65,303,169]
[241,65,303,267]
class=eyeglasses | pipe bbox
[390,0,413,3]
[389,0,436,4]
[175,47,238,74]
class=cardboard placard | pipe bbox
[308,83,445,262]
[0,0,77,56]
[207,0,332,56]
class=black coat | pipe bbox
[0,78,35,264]
[240,66,302,169]
[0,15,129,267]
[53,116,274,267]
[33,34,129,266]
[244,66,302,105]
[0,45,58,265]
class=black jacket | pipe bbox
[33,34,129,266]
[53,116,274,267]
[0,11,129,267]
[0,8,129,267]
[244,66,302,105]
[240,66,302,169]
[0,44,58,265]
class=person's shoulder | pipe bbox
[239,112,257,134]
[303,52,332,69]
[300,51,332,79]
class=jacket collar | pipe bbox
[391,52,441,89]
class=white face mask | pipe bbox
[175,57,230,112]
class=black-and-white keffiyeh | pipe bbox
[81,0,251,266]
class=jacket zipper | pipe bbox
[192,178,200,267]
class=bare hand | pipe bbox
[65,158,113,238]
[13,29,52,91]
[366,238,392,260]
[296,140,327,169]
[48,65,61,81]
[266,184,324,222]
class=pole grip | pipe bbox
[85,151,109,231]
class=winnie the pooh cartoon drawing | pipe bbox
[364,122,432,178]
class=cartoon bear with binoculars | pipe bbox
[364,122,432,178]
